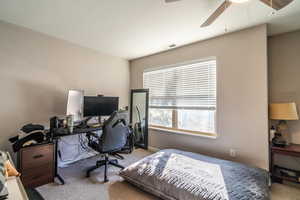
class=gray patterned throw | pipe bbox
[0,151,8,199]
[120,149,269,200]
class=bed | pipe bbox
[120,149,269,200]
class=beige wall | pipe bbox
[0,21,129,151]
[269,30,300,170]
[269,30,300,144]
[130,25,269,169]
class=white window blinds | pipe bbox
[143,59,217,110]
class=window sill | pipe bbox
[149,127,218,139]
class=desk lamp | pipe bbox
[269,102,299,146]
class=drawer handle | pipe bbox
[33,154,44,159]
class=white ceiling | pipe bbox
[0,0,299,60]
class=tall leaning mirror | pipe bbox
[130,89,149,149]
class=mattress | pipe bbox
[120,149,269,200]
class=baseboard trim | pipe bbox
[148,146,160,152]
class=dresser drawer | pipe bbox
[21,163,54,188]
[22,162,54,177]
[20,143,54,170]
[21,167,54,188]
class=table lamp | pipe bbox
[269,102,299,146]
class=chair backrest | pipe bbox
[101,110,129,152]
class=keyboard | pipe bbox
[53,126,102,137]
[73,127,102,134]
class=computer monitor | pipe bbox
[66,90,84,122]
[83,96,119,117]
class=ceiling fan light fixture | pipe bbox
[229,0,249,3]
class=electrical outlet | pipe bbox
[230,149,236,157]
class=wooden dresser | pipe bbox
[270,143,300,183]
[18,143,55,188]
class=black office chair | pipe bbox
[86,111,133,182]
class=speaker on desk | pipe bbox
[50,116,58,138]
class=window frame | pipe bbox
[143,58,218,137]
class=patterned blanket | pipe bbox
[120,149,269,200]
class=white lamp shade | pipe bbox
[269,102,299,120]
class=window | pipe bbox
[143,59,217,136]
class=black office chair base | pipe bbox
[110,152,125,160]
[86,154,124,182]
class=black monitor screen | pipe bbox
[84,96,119,117]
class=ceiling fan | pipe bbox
[165,0,294,27]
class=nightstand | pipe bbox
[18,143,55,188]
[270,143,300,183]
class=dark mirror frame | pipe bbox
[130,89,149,150]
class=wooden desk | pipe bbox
[52,126,103,185]
[270,144,300,183]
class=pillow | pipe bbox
[0,151,7,177]
[0,151,8,199]
[120,149,269,200]
[5,160,20,177]
[0,151,20,178]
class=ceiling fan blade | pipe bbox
[165,0,182,3]
[260,0,294,10]
[201,1,232,27]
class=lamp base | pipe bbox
[272,132,287,147]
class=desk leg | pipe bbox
[54,139,65,185]
[56,174,65,185]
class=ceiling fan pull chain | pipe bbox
[224,25,228,33]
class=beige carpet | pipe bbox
[271,182,300,200]
[37,149,300,200]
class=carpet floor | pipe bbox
[37,149,300,200]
